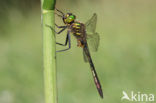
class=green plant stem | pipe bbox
[41,0,57,103]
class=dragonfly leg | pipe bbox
[56,31,71,52]
[45,24,67,34]
[56,33,68,46]
[55,24,66,28]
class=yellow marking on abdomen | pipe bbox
[76,33,81,35]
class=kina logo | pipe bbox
[121,91,154,102]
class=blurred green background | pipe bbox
[0,0,156,103]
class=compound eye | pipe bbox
[69,15,75,20]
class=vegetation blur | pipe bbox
[0,0,156,103]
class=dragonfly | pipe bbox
[46,8,103,98]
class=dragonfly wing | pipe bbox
[87,32,100,52]
[83,50,89,62]
[85,13,97,33]
[85,13,100,52]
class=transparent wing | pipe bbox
[83,33,100,63]
[85,13,100,52]
[83,13,100,63]
[83,50,88,62]
[85,13,97,34]
[87,33,100,52]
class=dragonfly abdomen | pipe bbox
[83,46,103,98]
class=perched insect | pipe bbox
[46,9,103,98]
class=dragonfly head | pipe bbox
[63,13,76,24]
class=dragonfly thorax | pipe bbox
[71,22,86,37]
